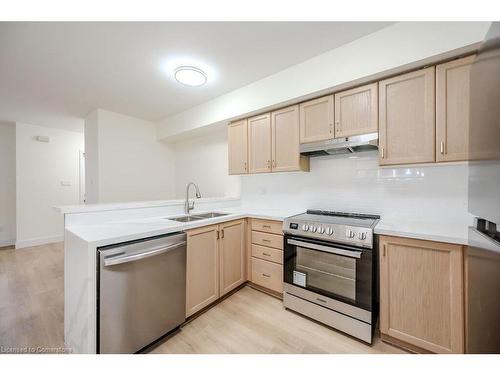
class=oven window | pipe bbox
[294,246,356,300]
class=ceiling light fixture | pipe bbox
[174,66,207,87]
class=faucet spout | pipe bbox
[185,182,202,215]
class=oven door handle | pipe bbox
[287,239,362,259]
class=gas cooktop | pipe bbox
[283,210,380,249]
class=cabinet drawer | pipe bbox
[251,244,283,264]
[251,258,283,293]
[251,231,283,250]
[251,219,283,235]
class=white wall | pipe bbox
[240,152,470,227]
[15,122,84,248]
[157,22,491,140]
[172,128,240,199]
[0,122,16,246]
[85,109,176,203]
[84,110,99,204]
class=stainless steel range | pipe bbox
[282,210,380,344]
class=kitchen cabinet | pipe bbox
[334,83,378,138]
[436,55,475,162]
[248,218,284,295]
[379,67,436,165]
[219,220,246,297]
[247,113,272,173]
[251,258,283,293]
[186,225,220,317]
[299,95,334,143]
[379,235,464,354]
[228,119,248,174]
[186,220,246,317]
[271,105,309,172]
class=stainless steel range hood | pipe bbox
[300,132,379,157]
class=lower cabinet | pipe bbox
[219,220,246,296]
[186,219,246,317]
[379,235,465,353]
[248,218,284,294]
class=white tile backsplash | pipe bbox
[241,151,471,227]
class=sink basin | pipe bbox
[166,212,229,222]
[195,212,229,219]
[168,215,205,222]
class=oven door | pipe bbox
[283,235,373,311]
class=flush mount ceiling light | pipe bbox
[174,66,207,87]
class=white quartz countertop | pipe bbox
[66,205,469,248]
[374,218,469,245]
[65,208,302,247]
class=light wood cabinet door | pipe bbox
[248,113,272,173]
[228,119,248,174]
[219,220,246,296]
[334,83,378,138]
[299,95,334,143]
[379,67,435,165]
[436,55,475,162]
[186,225,219,317]
[379,235,464,353]
[271,105,309,172]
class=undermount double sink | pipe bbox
[167,212,229,223]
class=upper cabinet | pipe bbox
[299,95,334,143]
[271,105,309,172]
[247,113,272,173]
[334,83,378,138]
[379,67,436,165]
[436,55,475,162]
[228,119,248,175]
[244,108,309,175]
[229,55,475,171]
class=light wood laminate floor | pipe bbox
[0,243,403,354]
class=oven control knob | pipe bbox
[358,232,367,240]
[326,227,334,235]
[346,229,355,238]
[302,224,309,232]
[318,226,325,234]
[310,225,317,233]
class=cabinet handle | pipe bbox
[383,244,386,257]
[262,225,271,229]
[262,252,271,256]
[272,160,276,168]
[329,123,333,133]
[216,231,220,240]
[262,273,271,278]
[262,239,271,243]
[316,298,327,304]
[335,121,340,132]
[221,229,224,239]
[244,161,247,171]
[440,141,445,154]
[381,147,385,159]
[267,160,271,169]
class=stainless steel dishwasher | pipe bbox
[97,232,186,354]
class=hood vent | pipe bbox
[300,132,379,157]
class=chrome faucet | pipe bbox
[185,182,202,215]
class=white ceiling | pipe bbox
[0,22,393,132]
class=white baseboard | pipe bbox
[15,235,63,249]
[0,239,15,248]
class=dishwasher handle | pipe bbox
[103,241,186,267]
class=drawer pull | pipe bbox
[261,239,271,243]
[262,273,271,278]
[262,252,271,256]
[316,298,327,304]
[262,225,271,229]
